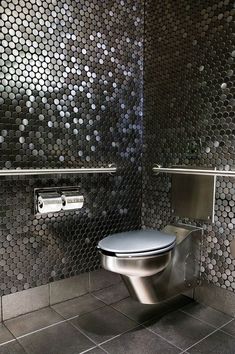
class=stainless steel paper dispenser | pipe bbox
[35,187,84,214]
[37,192,62,214]
[61,191,84,211]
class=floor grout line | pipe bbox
[98,323,141,347]
[183,318,235,352]
[97,344,110,354]
[0,294,233,352]
[142,323,185,352]
[68,320,99,347]
[16,315,80,339]
[179,308,226,328]
[78,345,97,354]
[0,338,17,347]
[0,314,81,347]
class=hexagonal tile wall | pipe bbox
[143,0,235,292]
[0,0,144,295]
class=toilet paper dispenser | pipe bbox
[35,188,84,214]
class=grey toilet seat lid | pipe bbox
[98,230,176,256]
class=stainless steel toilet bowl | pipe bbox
[99,249,173,304]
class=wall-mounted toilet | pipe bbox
[98,169,215,304]
[98,224,202,304]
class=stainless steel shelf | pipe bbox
[153,165,235,177]
[0,166,117,176]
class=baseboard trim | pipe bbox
[0,269,121,321]
[194,281,235,317]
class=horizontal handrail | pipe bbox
[153,165,235,177]
[0,166,117,176]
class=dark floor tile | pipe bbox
[222,319,235,337]
[181,302,233,327]
[0,324,14,345]
[92,282,129,305]
[145,310,214,350]
[52,293,105,319]
[5,307,63,337]
[164,295,194,311]
[70,305,137,344]
[112,297,170,324]
[0,341,27,354]
[188,330,235,354]
[101,326,181,354]
[18,322,94,354]
[85,347,107,354]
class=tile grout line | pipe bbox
[68,301,143,348]
[0,314,80,347]
[91,292,142,327]
[97,344,110,354]
[179,308,231,328]
[97,323,141,347]
[142,323,185,352]
[17,315,80,339]
[78,345,97,354]
[0,338,17,347]
[182,318,235,353]
[68,319,99,347]
[91,292,129,310]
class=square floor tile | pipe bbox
[5,307,63,337]
[92,282,129,305]
[52,293,105,319]
[70,305,137,344]
[101,326,180,354]
[221,320,235,338]
[0,324,14,345]
[0,341,27,354]
[188,330,235,354]
[181,302,233,327]
[145,310,214,351]
[18,322,94,354]
[112,297,170,324]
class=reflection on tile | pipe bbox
[181,302,233,327]
[70,306,137,344]
[222,320,235,338]
[102,326,180,354]
[0,324,14,345]
[18,322,94,354]
[0,341,27,354]
[92,282,129,305]
[189,330,235,354]
[112,297,170,324]
[5,307,63,337]
[145,310,214,350]
[52,293,105,319]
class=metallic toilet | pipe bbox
[97,168,216,304]
[98,224,202,304]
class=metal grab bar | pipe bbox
[0,165,117,176]
[153,165,235,177]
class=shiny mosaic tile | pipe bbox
[143,0,235,292]
[0,0,144,295]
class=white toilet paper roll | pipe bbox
[37,192,62,214]
[61,192,84,211]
